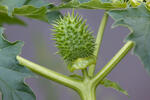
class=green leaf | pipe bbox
[61,0,72,2]
[46,4,63,23]
[13,5,48,22]
[0,0,47,14]
[0,27,3,33]
[14,5,62,23]
[0,0,62,24]
[0,5,7,13]
[100,78,128,96]
[68,56,96,72]
[46,11,63,23]
[54,0,127,10]
[108,4,150,74]
[20,0,50,21]
[24,0,48,7]
[0,0,26,15]
[0,13,26,26]
[101,0,124,3]
[0,27,35,100]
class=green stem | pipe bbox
[16,56,82,92]
[92,41,134,86]
[88,12,108,77]
[80,70,96,100]
[79,86,96,100]
[17,56,96,100]
[79,69,96,100]
[82,68,89,79]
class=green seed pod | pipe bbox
[52,12,95,64]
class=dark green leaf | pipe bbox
[46,11,63,23]
[13,5,48,22]
[61,0,72,2]
[0,0,62,24]
[54,0,127,10]
[0,27,35,100]
[101,0,124,3]
[100,78,128,96]
[0,0,48,15]
[14,5,62,23]
[108,4,150,74]
[0,13,26,26]
[0,0,26,15]
[24,0,48,7]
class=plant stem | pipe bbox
[16,56,82,92]
[80,69,96,100]
[82,68,89,79]
[92,41,134,86]
[79,86,96,100]
[17,56,97,100]
[88,12,108,77]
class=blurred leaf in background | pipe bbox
[0,13,26,26]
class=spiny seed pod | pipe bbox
[52,12,95,63]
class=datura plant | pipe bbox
[0,0,150,100]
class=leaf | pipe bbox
[46,11,63,23]
[108,4,150,74]
[14,0,49,22]
[100,78,128,96]
[0,5,7,13]
[14,5,62,23]
[61,0,72,2]
[0,0,48,14]
[0,0,62,24]
[46,4,63,23]
[0,0,26,15]
[0,27,35,100]
[68,56,96,72]
[101,0,124,3]
[129,0,142,7]
[54,0,127,10]
[24,0,49,7]
[0,13,26,26]
[13,5,48,22]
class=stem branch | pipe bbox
[88,12,108,77]
[82,68,89,79]
[92,41,134,86]
[17,56,81,91]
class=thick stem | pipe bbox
[16,56,82,92]
[79,69,96,100]
[92,41,134,86]
[78,78,96,100]
[80,87,96,100]
[88,12,108,77]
